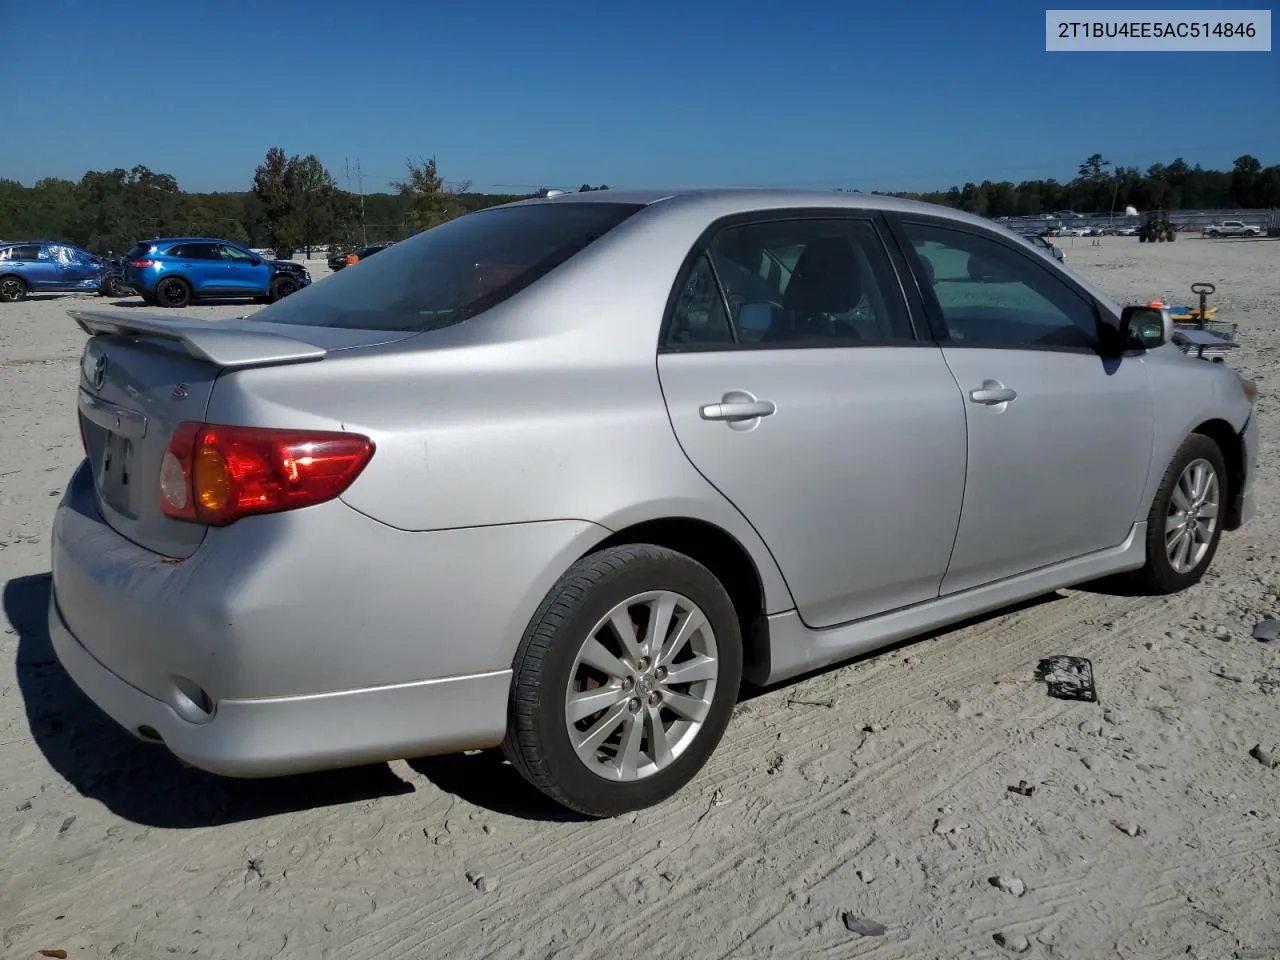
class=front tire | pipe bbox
[1134,434,1227,594]
[269,274,300,302]
[155,277,191,308]
[503,544,743,818]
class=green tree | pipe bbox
[252,147,302,255]
[395,156,465,230]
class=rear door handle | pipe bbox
[700,400,776,421]
[969,380,1017,405]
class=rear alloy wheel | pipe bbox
[0,276,27,303]
[1134,433,1227,594]
[269,275,300,302]
[156,277,191,308]
[503,544,742,817]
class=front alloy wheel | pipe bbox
[1135,433,1227,594]
[1165,457,1219,575]
[0,276,27,302]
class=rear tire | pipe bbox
[0,275,27,303]
[155,277,191,308]
[1133,434,1227,595]
[503,544,743,818]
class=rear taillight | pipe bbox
[345,254,358,265]
[159,422,375,526]
[131,259,155,269]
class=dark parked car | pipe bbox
[121,238,311,308]
[1020,232,1065,263]
[328,242,393,272]
[0,240,118,302]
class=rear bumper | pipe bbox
[50,598,510,776]
[49,459,609,776]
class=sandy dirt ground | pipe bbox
[2,241,1278,960]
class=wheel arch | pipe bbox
[1192,417,1246,528]
[582,516,774,685]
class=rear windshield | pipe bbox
[254,201,644,332]
[126,242,153,259]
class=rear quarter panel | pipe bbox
[203,202,796,613]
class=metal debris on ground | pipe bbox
[842,913,887,937]
[1248,744,1278,769]
[1253,619,1280,642]
[1008,780,1036,797]
[1035,655,1099,703]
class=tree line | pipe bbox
[0,150,1273,256]
[881,154,1279,219]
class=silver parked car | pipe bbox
[51,189,1258,817]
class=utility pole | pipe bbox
[356,158,367,245]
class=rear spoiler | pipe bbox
[68,309,326,369]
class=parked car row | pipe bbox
[327,241,395,272]
[0,237,311,306]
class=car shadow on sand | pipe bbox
[6,573,417,828]
[6,573,588,826]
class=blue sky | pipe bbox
[6,0,1276,193]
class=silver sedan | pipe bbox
[51,188,1258,817]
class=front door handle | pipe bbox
[700,399,776,421]
[969,380,1017,405]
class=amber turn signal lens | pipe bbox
[1239,374,1257,405]
[195,443,232,512]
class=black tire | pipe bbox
[0,275,27,303]
[503,544,743,818]
[155,277,191,308]
[141,294,159,306]
[269,274,300,302]
[1133,434,1228,595]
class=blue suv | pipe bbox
[0,240,115,302]
[122,237,311,308]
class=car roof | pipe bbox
[505,186,1004,233]
[143,237,251,246]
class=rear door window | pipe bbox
[254,201,644,332]
[0,244,42,261]
[707,218,915,346]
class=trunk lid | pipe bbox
[71,309,412,558]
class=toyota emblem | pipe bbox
[82,343,108,391]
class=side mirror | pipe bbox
[1118,305,1167,350]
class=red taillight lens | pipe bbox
[159,422,375,526]
[131,259,155,268]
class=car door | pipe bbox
[218,243,269,294]
[5,243,56,290]
[170,243,224,294]
[657,214,968,629]
[53,244,102,290]
[891,216,1156,595]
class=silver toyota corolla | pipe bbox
[51,189,1258,817]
